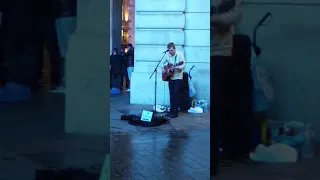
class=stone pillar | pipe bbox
[65,0,110,135]
[110,0,113,53]
[111,0,123,50]
[128,0,135,44]
[130,0,210,105]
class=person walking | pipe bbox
[125,43,134,91]
[50,0,77,93]
[210,0,243,176]
[119,47,129,91]
[35,0,61,92]
[110,48,125,94]
[0,0,42,102]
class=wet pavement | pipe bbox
[110,93,210,132]
[110,130,210,179]
[110,93,210,179]
[0,92,210,179]
[2,92,320,179]
[0,93,106,179]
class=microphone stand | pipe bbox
[149,51,167,116]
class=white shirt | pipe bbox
[163,51,186,80]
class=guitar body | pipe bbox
[162,62,184,81]
[162,63,174,81]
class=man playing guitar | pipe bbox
[210,0,243,177]
[162,42,186,118]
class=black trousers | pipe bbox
[111,73,122,89]
[38,17,61,86]
[210,55,253,175]
[4,38,41,86]
[210,55,235,175]
[169,79,181,115]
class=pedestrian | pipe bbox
[125,43,134,91]
[119,47,129,91]
[210,0,243,176]
[35,0,61,92]
[51,0,77,93]
[110,48,125,94]
[0,0,41,102]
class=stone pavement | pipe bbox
[110,93,210,132]
[1,92,320,179]
[110,93,210,179]
[0,94,107,179]
[0,93,210,179]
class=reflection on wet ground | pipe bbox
[111,130,210,179]
[110,93,210,179]
[0,93,210,179]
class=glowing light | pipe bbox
[124,11,129,21]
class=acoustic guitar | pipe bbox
[162,61,184,81]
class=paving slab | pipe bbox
[110,93,210,133]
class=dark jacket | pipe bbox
[110,54,125,75]
[53,0,77,19]
[1,0,41,40]
[126,49,134,67]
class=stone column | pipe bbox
[128,0,135,44]
[110,0,113,53]
[65,0,110,135]
[112,0,123,49]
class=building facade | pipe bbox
[130,0,210,105]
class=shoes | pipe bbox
[0,82,31,102]
[126,88,131,92]
[110,88,120,94]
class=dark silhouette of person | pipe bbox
[110,48,125,94]
[0,0,42,102]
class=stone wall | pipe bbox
[130,0,210,105]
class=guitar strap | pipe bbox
[174,54,177,65]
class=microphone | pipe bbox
[163,50,169,53]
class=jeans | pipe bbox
[55,16,77,83]
[169,79,181,115]
[55,17,77,58]
[127,67,134,80]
